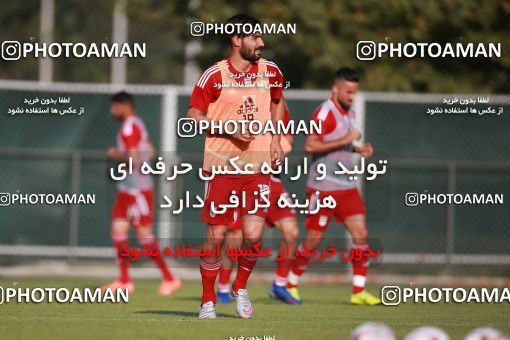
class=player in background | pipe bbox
[187,14,285,319]
[101,91,182,296]
[286,68,381,305]
[216,101,301,305]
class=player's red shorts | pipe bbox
[266,176,296,227]
[201,173,270,226]
[112,189,154,227]
[227,210,243,231]
[227,176,296,230]
[304,188,366,231]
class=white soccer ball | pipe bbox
[350,322,397,340]
[464,327,505,340]
[404,326,450,340]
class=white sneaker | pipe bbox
[231,288,254,319]
[198,301,216,319]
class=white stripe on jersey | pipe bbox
[197,66,220,88]
[134,192,150,215]
[316,103,332,121]
[265,61,282,76]
[204,181,210,200]
[122,117,134,136]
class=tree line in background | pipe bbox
[0,0,508,93]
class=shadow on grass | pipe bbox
[170,296,202,302]
[251,297,285,304]
[336,301,385,307]
[136,310,238,318]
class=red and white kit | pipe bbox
[227,105,296,230]
[190,58,285,226]
[111,115,154,227]
[305,98,366,230]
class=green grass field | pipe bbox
[0,277,508,339]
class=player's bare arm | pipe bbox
[107,141,155,167]
[272,97,294,147]
[284,133,294,146]
[186,106,211,126]
[270,97,285,163]
[353,143,374,159]
[107,147,141,166]
[304,128,361,154]
[271,96,294,148]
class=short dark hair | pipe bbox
[111,91,133,104]
[334,68,360,83]
[226,13,261,39]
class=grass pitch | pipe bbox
[0,277,508,339]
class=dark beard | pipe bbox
[240,45,261,62]
[340,102,351,111]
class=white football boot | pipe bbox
[231,288,254,319]
[198,301,216,319]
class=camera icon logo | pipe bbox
[190,22,205,37]
[177,118,197,138]
[0,193,11,206]
[405,193,419,206]
[356,41,376,61]
[381,286,401,306]
[2,41,21,61]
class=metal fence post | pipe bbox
[68,151,82,260]
[445,161,457,268]
[158,87,179,248]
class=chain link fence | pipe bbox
[0,81,508,273]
